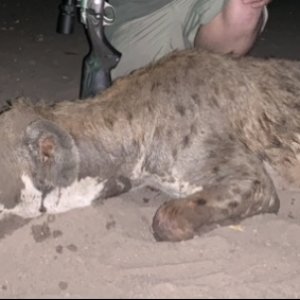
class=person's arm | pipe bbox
[194,0,271,56]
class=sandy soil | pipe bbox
[0,0,300,298]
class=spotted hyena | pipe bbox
[1,48,300,241]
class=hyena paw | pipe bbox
[152,191,230,242]
[152,199,197,242]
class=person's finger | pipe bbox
[242,0,270,5]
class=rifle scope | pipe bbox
[57,0,77,35]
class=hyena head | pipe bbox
[0,104,79,212]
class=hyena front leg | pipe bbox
[152,156,280,242]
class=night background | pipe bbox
[0,1,300,298]
[0,0,299,104]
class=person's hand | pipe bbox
[223,0,271,25]
[241,0,272,9]
[194,0,272,56]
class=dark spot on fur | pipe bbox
[209,96,219,108]
[52,230,63,238]
[104,117,114,129]
[172,75,178,85]
[241,172,250,178]
[221,208,229,216]
[163,84,171,94]
[292,103,300,110]
[196,198,207,206]
[67,244,78,252]
[182,135,191,149]
[194,77,205,87]
[191,93,201,105]
[208,151,218,159]
[262,112,272,123]
[228,134,235,141]
[0,99,12,115]
[293,70,300,81]
[232,187,241,194]
[175,104,186,117]
[146,186,160,192]
[186,55,195,70]
[271,136,282,148]
[257,151,269,161]
[2,285,7,291]
[216,175,227,183]
[132,139,140,151]
[280,80,298,95]
[154,126,163,139]
[258,117,267,131]
[127,112,133,123]
[172,149,178,159]
[283,157,293,165]
[228,201,239,209]
[217,195,223,201]
[143,198,150,203]
[190,124,197,135]
[278,117,287,128]
[213,166,219,173]
[146,102,154,113]
[167,129,173,138]
[226,89,235,101]
[161,176,176,183]
[151,81,162,92]
[253,180,261,186]
[242,190,252,201]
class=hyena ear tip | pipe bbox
[26,119,54,134]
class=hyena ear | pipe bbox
[23,119,79,192]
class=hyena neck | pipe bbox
[47,104,144,181]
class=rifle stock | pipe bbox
[79,0,121,99]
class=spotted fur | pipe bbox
[1,48,300,241]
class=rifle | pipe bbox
[57,0,122,99]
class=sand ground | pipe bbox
[0,0,300,298]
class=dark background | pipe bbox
[0,0,299,103]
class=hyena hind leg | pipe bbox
[152,162,280,242]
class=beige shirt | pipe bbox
[107,0,267,79]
